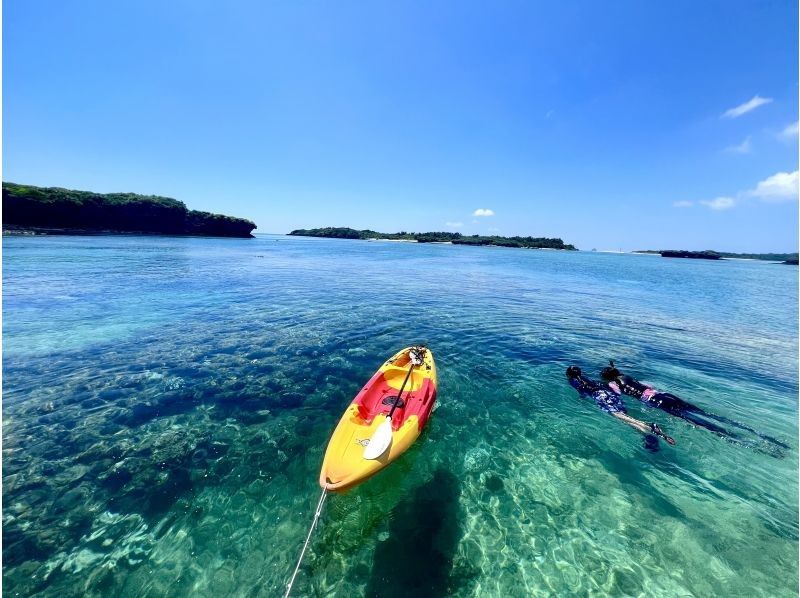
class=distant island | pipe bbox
[288,227,576,250]
[636,249,798,263]
[3,182,257,238]
[661,250,721,260]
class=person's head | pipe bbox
[566,365,582,379]
[600,360,622,381]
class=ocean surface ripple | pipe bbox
[3,235,798,597]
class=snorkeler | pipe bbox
[566,366,675,446]
[600,361,788,449]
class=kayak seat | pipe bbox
[382,366,424,391]
[356,386,397,420]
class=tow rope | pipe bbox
[284,486,328,597]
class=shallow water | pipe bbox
[3,234,798,597]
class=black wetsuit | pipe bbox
[569,374,670,450]
[614,375,694,413]
[568,375,626,414]
[610,374,788,450]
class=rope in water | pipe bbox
[284,486,328,598]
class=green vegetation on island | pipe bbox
[288,227,576,250]
[636,249,798,262]
[3,182,257,238]
[660,250,721,260]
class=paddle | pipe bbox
[364,349,423,460]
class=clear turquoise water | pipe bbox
[3,234,798,597]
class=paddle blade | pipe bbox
[364,417,393,460]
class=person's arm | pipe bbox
[612,412,676,445]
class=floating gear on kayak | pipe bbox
[409,347,424,365]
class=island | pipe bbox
[636,249,799,262]
[660,250,721,260]
[288,227,576,250]
[3,182,257,238]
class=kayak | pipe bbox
[319,346,437,492]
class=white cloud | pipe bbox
[748,170,799,202]
[488,227,500,233]
[473,208,495,217]
[689,170,798,212]
[779,121,799,140]
[725,136,751,154]
[445,221,463,228]
[700,197,736,210]
[721,95,773,119]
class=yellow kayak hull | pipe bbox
[319,347,438,492]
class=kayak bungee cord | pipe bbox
[284,486,328,598]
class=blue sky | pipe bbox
[4,1,798,251]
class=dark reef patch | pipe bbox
[485,474,505,493]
